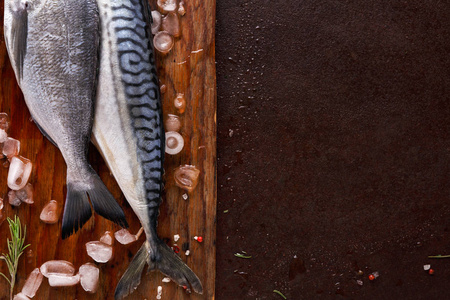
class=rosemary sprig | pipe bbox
[0,216,30,300]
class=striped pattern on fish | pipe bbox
[92,0,202,298]
[112,0,165,212]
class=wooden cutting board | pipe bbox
[0,0,216,299]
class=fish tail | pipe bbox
[114,242,149,300]
[62,166,128,239]
[114,240,203,299]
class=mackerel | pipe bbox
[92,0,202,297]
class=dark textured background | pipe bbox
[215,1,450,299]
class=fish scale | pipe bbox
[93,0,202,298]
[112,0,163,210]
[3,0,129,238]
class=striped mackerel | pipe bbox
[92,0,203,298]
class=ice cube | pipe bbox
[8,190,22,207]
[0,197,3,210]
[162,277,171,283]
[40,200,59,224]
[21,268,43,298]
[0,113,10,131]
[157,0,176,12]
[114,228,137,245]
[162,12,180,37]
[100,231,113,246]
[86,241,113,263]
[151,11,162,35]
[7,156,32,190]
[40,260,75,278]
[424,264,431,271]
[173,94,186,114]
[165,114,181,132]
[178,1,186,16]
[174,165,200,193]
[16,183,33,204]
[13,293,30,300]
[0,129,8,143]
[79,263,99,293]
[3,137,20,159]
[48,274,80,287]
[153,31,174,54]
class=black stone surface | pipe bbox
[216,1,450,299]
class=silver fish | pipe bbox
[92,0,202,298]
[4,0,128,238]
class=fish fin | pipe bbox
[9,2,28,83]
[61,181,93,239]
[32,118,59,148]
[86,167,129,229]
[150,240,203,294]
[115,240,203,299]
[62,166,128,239]
[114,242,149,300]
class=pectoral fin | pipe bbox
[9,2,28,83]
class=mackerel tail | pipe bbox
[92,0,202,297]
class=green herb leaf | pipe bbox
[273,289,287,299]
[428,254,450,258]
[234,253,252,259]
[0,216,30,300]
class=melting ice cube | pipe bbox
[79,263,99,293]
[7,156,32,190]
[151,11,162,35]
[174,165,200,193]
[178,1,186,16]
[21,268,43,298]
[157,0,177,12]
[13,293,30,300]
[0,197,3,210]
[16,183,33,204]
[3,137,20,159]
[114,228,137,245]
[40,260,75,278]
[153,31,174,54]
[39,200,59,224]
[8,190,22,207]
[0,129,7,143]
[100,231,113,246]
[0,113,10,131]
[48,274,80,287]
[162,12,180,37]
[86,241,113,263]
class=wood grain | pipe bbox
[0,0,216,299]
